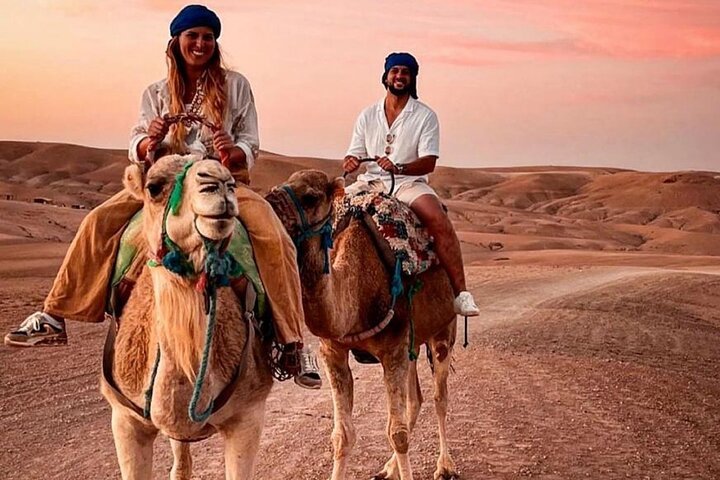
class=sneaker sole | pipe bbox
[4,333,68,348]
[294,376,322,390]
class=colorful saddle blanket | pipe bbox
[333,191,437,276]
[109,210,267,318]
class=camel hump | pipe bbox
[108,209,267,319]
[334,191,438,276]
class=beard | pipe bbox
[386,80,411,97]
[387,84,409,97]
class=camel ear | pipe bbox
[123,164,145,200]
[328,176,345,201]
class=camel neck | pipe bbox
[298,223,388,340]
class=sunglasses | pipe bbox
[385,133,395,155]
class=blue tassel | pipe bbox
[390,257,404,309]
[163,249,192,276]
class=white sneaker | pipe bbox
[454,291,479,317]
[4,311,67,347]
[294,350,322,390]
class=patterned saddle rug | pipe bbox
[333,191,438,276]
[107,210,267,319]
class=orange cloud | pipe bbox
[470,0,720,59]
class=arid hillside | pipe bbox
[1,141,718,259]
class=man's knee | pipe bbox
[409,195,446,228]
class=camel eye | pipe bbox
[146,181,165,199]
[301,193,320,206]
[200,184,219,194]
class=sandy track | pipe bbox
[1,247,719,479]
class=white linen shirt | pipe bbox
[128,70,260,169]
[346,96,440,188]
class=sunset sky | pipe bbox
[1,0,719,171]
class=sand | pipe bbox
[0,141,719,479]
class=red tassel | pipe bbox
[195,272,208,292]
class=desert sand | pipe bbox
[1,141,719,479]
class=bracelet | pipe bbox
[396,164,406,175]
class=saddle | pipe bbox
[107,210,267,321]
[333,190,438,276]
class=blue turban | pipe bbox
[170,5,221,39]
[382,52,419,99]
[384,52,419,76]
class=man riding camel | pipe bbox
[343,52,480,317]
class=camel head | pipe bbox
[124,154,238,270]
[265,169,345,240]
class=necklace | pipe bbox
[185,73,215,153]
[187,75,206,116]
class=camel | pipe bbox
[266,170,459,480]
[101,154,273,480]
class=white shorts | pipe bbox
[344,178,438,206]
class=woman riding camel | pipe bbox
[5,4,321,389]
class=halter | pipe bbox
[145,159,246,423]
[280,185,334,274]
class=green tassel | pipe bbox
[169,161,194,215]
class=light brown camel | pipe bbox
[101,154,273,480]
[267,170,459,480]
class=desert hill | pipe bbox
[1,141,719,258]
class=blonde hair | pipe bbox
[165,36,228,154]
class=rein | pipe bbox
[343,157,396,196]
[145,113,230,167]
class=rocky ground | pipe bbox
[1,243,719,479]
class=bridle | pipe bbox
[279,185,334,274]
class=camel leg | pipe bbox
[321,340,356,480]
[380,347,414,480]
[110,407,158,480]
[169,439,192,480]
[429,323,458,480]
[221,401,267,480]
[374,359,423,480]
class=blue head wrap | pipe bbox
[384,52,419,76]
[170,5,221,39]
[382,52,419,99]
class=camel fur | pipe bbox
[266,169,459,480]
[101,154,273,480]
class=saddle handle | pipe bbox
[343,157,396,196]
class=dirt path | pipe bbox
[1,248,719,479]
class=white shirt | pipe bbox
[346,96,440,188]
[128,70,260,169]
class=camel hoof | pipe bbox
[434,470,460,480]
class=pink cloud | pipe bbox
[480,0,720,59]
[407,0,720,61]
